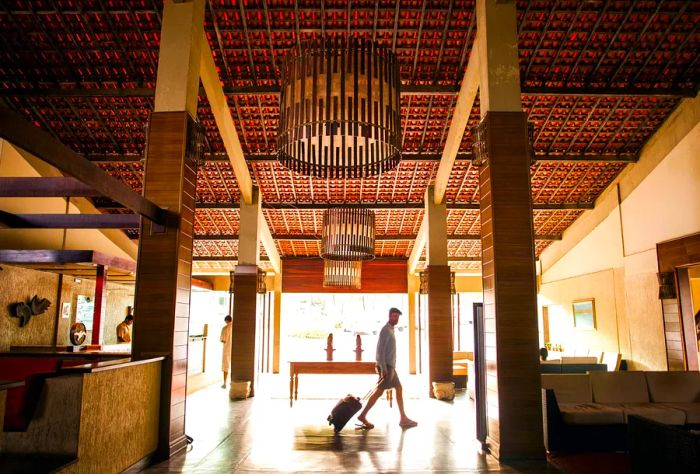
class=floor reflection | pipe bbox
[144,374,556,473]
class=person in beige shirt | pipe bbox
[116,315,133,343]
[220,315,233,388]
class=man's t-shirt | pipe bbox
[376,322,396,372]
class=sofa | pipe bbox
[542,371,700,452]
[540,358,607,374]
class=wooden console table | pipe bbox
[289,361,392,406]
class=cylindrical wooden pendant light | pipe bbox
[323,260,363,289]
[277,39,402,178]
[321,208,375,261]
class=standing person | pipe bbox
[220,315,233,388]
[356,307,417,429]
[116,314,133,343]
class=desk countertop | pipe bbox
[0,379,25,391]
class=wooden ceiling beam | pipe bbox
[86,151,637,164]
[192,202,594,211]
[0,177,101,197]
[199,34,254,205]
[0,105,166,224]
[199,32,280,273]
[194,233,561,241]
[434,40,480,204]
[0,211,140,229]
[0,249,136,272]
[3,85,692,99]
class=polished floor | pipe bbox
[143,374,560,473]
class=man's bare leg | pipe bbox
[395,381,417,427]
[357,386,384,428]
[222,371,228,388]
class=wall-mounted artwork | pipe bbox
[572,299,596,330]
[61,302,71,319]
[9,295,51,327]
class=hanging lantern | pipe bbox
[323,260,362,289]
[277,39,402,178]
[321,208,375,261]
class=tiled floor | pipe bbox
[144,374,559,473]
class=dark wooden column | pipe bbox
[91,264,107,345]
[426,265,453,395]
[132,111,198,458]
[231,265,260,396]
[478,111,543,459]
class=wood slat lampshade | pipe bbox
[323,259,362,289]
[277,39,402,178]
[321,208,375,261]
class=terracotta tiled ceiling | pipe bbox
[1,1,698,262]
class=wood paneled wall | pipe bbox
[479,111,543,459]
[231,265,260,396]
[426,265,453,396]
[132,111,196,458]
[283,258,407,293]
[657,232,700,370]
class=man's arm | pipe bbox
[376,327,389,373]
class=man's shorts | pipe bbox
[377,366,400,389]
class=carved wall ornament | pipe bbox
[9,295,51,327]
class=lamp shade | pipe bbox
[278,39,401,178]
[321,208,375,261]
[323,259,362,289]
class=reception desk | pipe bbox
[288,361,392,406]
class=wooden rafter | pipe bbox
[0,177,100,197]
[0,105,166,224]
[0,211,139,229]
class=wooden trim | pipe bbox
[0,249,136,273]
[0,105,165,223]
[0,212,140,229]
[0,177,101,197]
[282,258,408,293]
[59,357,164,374]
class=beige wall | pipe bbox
[539,93,700,371]
[1,264,134,349]
[0,264,59,351]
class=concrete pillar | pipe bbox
[475,0,544,460]
[131,0,205,459]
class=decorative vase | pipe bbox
[432,381,455,401]
[229,380,251,400]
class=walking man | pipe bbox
[357,307,417,429]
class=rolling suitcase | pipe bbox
[327,395,362,433]
[326,376,383,433]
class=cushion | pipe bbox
[645,371,700,403]
[541,359,562,365]
[606,403,687,425]
[559,403,625,425]
[542,374,592,403]
[591,372,649,404]
[659,403,700,424]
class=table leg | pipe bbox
[294,373,299,400]
[289,373,294,406]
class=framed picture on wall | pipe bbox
[61,302,71,319]
[572,299,596,330]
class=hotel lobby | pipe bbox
[0,0,699,472]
